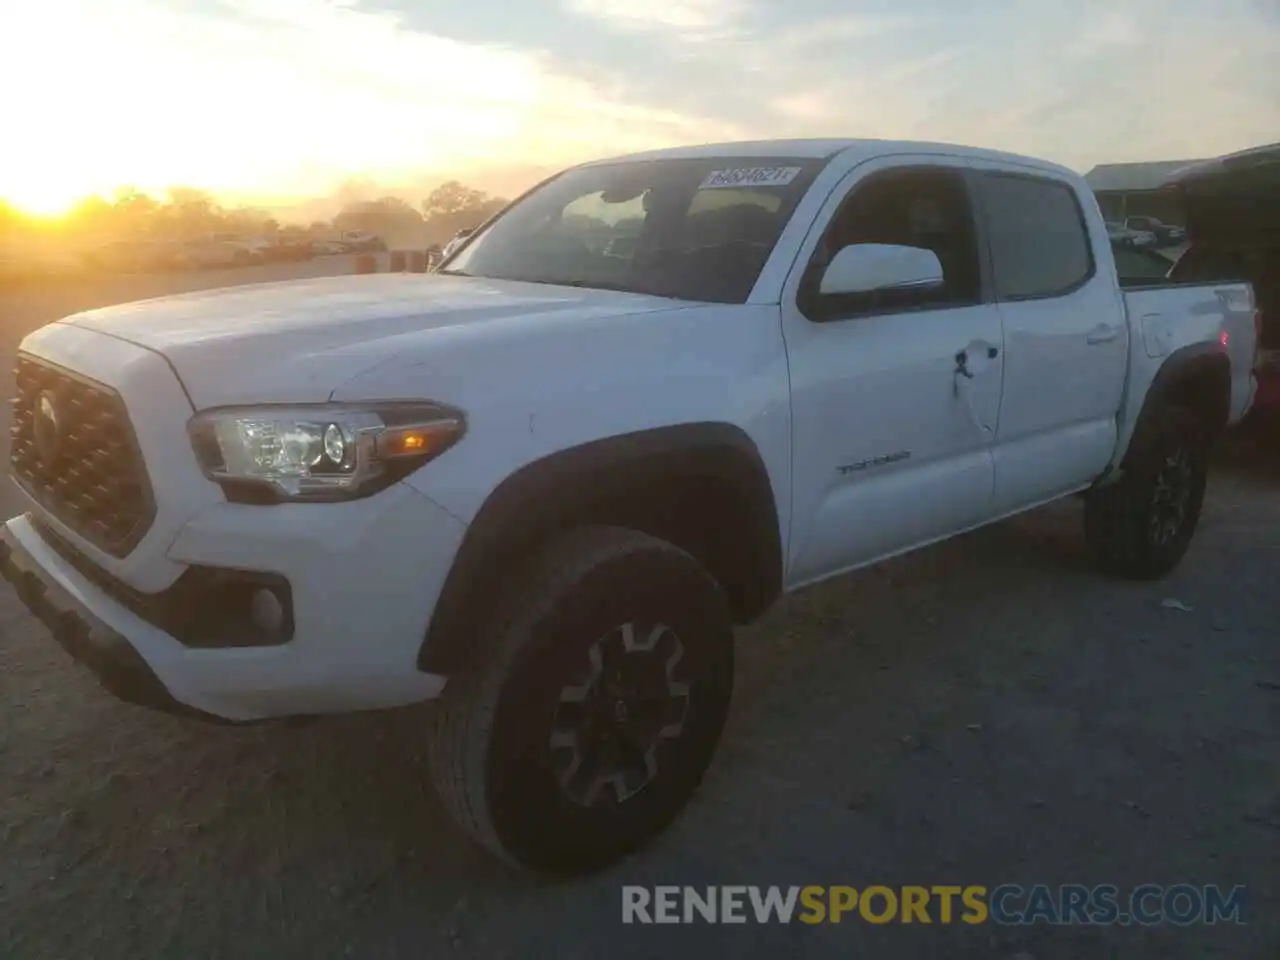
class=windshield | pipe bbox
[440,156,829,303]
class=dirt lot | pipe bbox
[0,274,1278,958]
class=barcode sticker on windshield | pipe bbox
[698,166,802,190]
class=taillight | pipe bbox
[1254,308,1264,368]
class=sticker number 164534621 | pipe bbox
[698,166,803,190]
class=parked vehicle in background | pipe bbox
[1106,220,1156,248]
[81,234,311,274]
[339,231,387,253]
[171,234,275,269]
[312,240,350,256]
[1163,142,1280,417]
[1124,215,1186,248]
[175,238,242,269]
[4,138,1257,877]
[83,240,182,273]
[260,236,315,263]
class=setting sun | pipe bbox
[4,183,88,219]
[1,0,722,220]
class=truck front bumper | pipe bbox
[4,479,466,723]
[2,522,225,722]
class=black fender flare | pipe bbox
[417,422,784,674]
[1124,342,1230,462]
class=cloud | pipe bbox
[562,0,747,37]
[1,0,741,207]
[948,1,1280,167]
[760,48,972,141]
[1065,9,1145,57]
[4,0,1279,212]
[742,0,1280,170]
[771,12,937,52]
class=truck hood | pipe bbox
[59,273,677,408]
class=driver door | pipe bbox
[780,157,1004,587]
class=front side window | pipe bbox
[800,165,983,319]
[440,157,827,303]
[978,173,1094,300]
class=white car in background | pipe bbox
[1124,216,1187,248]
[1106,220,1157,248]
[339,231,387,253]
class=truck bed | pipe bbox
[1119,280,1257,426]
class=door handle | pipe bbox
[953,347,996,436]
[954,344,999,379]
[1086,324,1120,344]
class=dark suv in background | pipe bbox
[1163,143,1280,417]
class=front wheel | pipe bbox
[1083,405,1211,580]
[429,526,734,874]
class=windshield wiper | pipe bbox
[536,278,639,293]
[438,272,646,294]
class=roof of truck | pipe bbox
[586,138,1080,180]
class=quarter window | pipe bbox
[979,174,1093,299]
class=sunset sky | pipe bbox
[3,0,1278,215]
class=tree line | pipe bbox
[0,181,510,254]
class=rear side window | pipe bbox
[1113,245,1174,282]
[979,174,1093,299]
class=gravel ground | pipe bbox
[0,276,1277,958]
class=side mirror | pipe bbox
[819,243,945,296]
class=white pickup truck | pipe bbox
[2,139,1258,874]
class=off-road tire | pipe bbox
[428,526,734,875]
[1083,404,1212,580]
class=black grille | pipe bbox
[10,354,155,557]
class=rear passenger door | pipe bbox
[971,165,1128,513]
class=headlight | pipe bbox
[188,401,465,503]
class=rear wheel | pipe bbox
[429,526,734,874]
[1083,405,1211,580]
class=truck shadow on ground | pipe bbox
[1215,414,1280,482]
[101,505,1102,851]
[19,496,1094,881]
